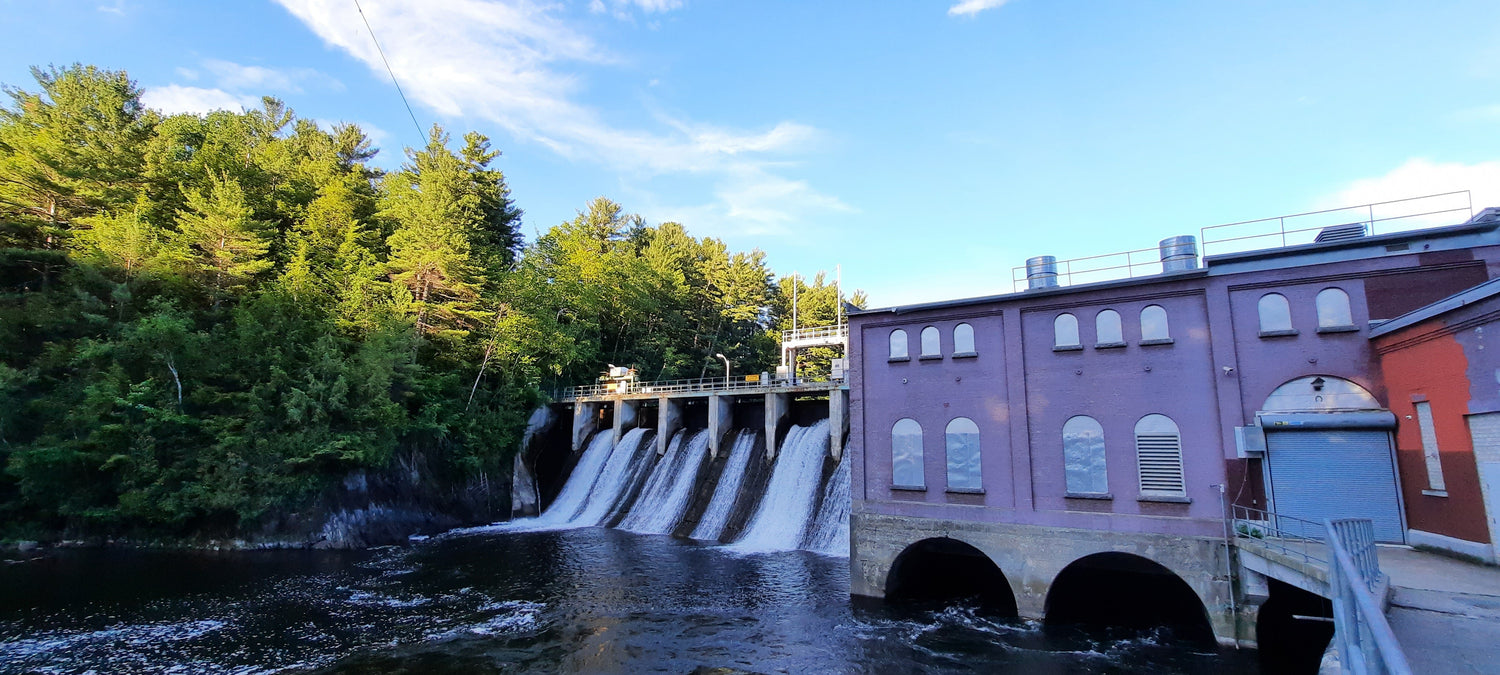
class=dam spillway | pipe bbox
[507,416,849,556]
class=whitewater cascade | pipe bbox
[689,430,757,541]
[504,419,846,557]
[618,429,710,534]
[730,420,831,553]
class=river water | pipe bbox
[0,527,1258,674]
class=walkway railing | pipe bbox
[1325,518,1412,675]
[552,374,843,402]
[1230,504,1328,567]
[781,325,848,346]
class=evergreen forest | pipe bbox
[0,64,861,542]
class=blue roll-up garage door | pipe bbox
[1266,429,1405,543]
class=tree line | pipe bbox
[0,64,861,540]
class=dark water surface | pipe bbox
[0,528,1258,673]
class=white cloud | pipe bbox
[97,0,126,15]
[590,0,683,19]
[1452,103,1500,123]
[1320,158,1499,231]
[272,0,845,234]
[948,0,1011,17]
[141,85,258,115]
[201,59,344,94]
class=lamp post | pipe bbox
[715,353,730,389]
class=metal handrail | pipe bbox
[552,373,844,401]
[1230,504,1328,566]
[1010,245,1172,292]
[1200,191,1473,258]
[1325,519,1412,675]
[782,325,848,342]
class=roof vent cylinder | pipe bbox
[1159,235,1198,272]
[1026,256,1059,290]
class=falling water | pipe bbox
[730,420,830,553]
[509,431,616,530]
[804,448,850,557]
[570,427,654,527]
[618,429,711,534]
[689,430,758,541]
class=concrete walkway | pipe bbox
[1377,546,1500,674]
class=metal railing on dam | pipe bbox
[552,374,846,402]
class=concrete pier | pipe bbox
[572,401,602,452]
[765,393,790,460]
[709,394,733,459]
[613,399,640,445]
[658,397,683,455]
[829,388,849,461]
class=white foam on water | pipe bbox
[490,430,616,532]
[689,430,758,541]
[728,420,830,553]
[618,429,711,534]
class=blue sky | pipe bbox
[3,0,1499,306]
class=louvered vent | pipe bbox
[1136,433,1185,496]
[1314,222,1367,243]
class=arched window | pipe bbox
[1140,305,1170,342]
[892,418,925,489]
[889,329,909,360]
[953,323,976,356]
[920,326,941,357]
[1135,414,1185,498]
[945,417,981,491]
[1096,309,1123,346]
[1316,288,1353,329]
[1258,293,1293,334]
[1054,313,1080,349]
[1063,416,1107,495]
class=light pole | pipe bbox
[715,353,730,389]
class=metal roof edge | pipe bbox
[1367,276,1500,339]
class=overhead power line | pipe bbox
[352,0,426,144]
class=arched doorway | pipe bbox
[885,537,1017,616]
[1260,375,1405,542]
[1043,552,1215,645]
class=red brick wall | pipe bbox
[1376,329,1491,544]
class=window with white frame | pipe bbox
[892,418,925,489]
[945,417,982,491]
[953,323,976,355]
[1258,293,1294,334]
[1063,415,1108,495]
[1414,401,1446,493]
[1140,305,1170,342]
[1096,309,1123,345]
[1054,313,1080,349]
[920,326,941,358]
[1135,414,1185,498]
[889,329,909,360]
[1316,288,1354,329]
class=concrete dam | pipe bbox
[507,390,851,556]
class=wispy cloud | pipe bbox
[140,85,259,115]
[202,59,345,94]
[271,0,846,235]
[948,0,1011,18]
[97,0,126,15]
[1452,103,1500,123]
[589,0,683,18]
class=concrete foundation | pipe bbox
[830,389,849,460]
[613,400,640,445]
[658,397,684,456]
[765,393,790,460]
[572,402,602,452]
[851,510,1252,646]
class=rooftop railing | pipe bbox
[782,325,848,346]
[1008,191,1474,293]
[1199,191,1473,258]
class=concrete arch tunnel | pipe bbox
[884,537,1019,616]
[1043,551,1216,645]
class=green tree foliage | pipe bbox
[0,63,860,541]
